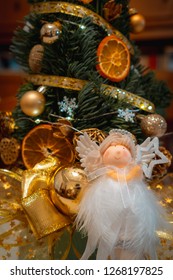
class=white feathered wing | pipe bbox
[76,132,102,173]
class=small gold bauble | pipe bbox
[40,21,62,44]
[20,90,46,117]
[129,9,145,34]
[138,114,167,137]
[29,44,44,73]
[54,165,87,200]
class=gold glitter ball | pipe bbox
[138,114,167,137]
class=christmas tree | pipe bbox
[0,0,173,260]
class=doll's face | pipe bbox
[102,144,132,168]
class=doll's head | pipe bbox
[100,129,136,168]
[102,144,132,168]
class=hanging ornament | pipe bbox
[103,0,122,22]
[20,86,46,117]
[22,123,75,169]
[97,35,130,82]
[54,165,87,200]
[40,21,62,44]
[0,138,20,165]
[0,111,15,138]
[129,8,146,34]
[137,114,167,137]
[29,44,44,73]
[50,164,88,217]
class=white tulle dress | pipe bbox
[75,130,171,260]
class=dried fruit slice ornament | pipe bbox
[0,138,20,165]
[96,35,130,82]
[22,124,75,169]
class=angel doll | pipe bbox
[75,129,171,260]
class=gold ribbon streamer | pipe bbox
[27,74,155,113]
[0,166,75,258]
[30,1,134,55]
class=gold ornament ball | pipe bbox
[29,44,44,73]
[139,114,167,137]
[20,90,46,117]
[130,12,145,34]
[40,21,62,44]
[54,165,87,200]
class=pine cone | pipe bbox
[103,0,122,22]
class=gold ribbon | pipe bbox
[0,162,80,258]
[27,74,155,113]
[30,1,134,55]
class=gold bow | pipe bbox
[0,157,82,259]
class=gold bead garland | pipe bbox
[30,1,134,55]
[26,74,155,113]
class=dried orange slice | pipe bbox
[96,35,130,82]
[22,124,75,169]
